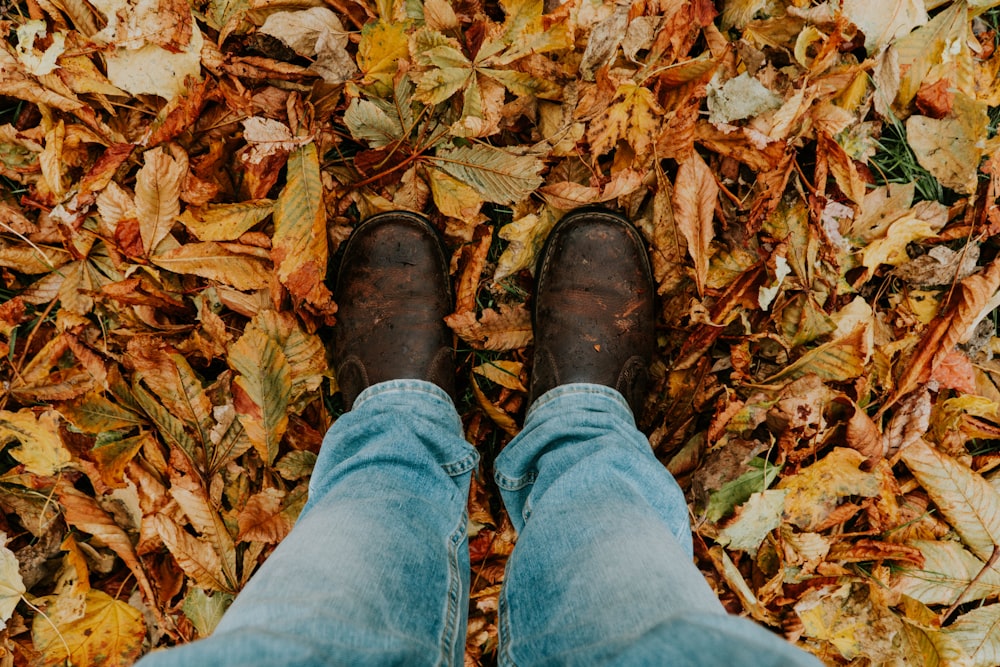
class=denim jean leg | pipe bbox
[137,380,479,667]
[494,384,822,667]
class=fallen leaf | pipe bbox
[153,514,231,593]
[707,72,782,125]
[841,0,926,53]
[271,143,335,312]
[0,409,72,476]
[446,303,533,350]
[0,543,25,627]
[181,588,233,639]
[673,151,717,297]
[136,147,185,256]
[936,603,1000,667]
[99,9,203,99]
[705,458,780,523]
[151,242,272,291]
[715,489,787,553]
[32,589,145,667]
[473,360,526,392]
[229,327,292,465]
[587,83,663,159]
[431,144,543,205]
[901,439,1000,561]
[176,200,273,242]
[894,539,1000,606]
[907,96,990,195]
[777,448,880,530]
[493,209,555,282]
[236,488,294,543]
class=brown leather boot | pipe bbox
[332,211,455,409]
[529,208,655,415]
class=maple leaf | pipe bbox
[587,83,663,159]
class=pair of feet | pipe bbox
[332,209,655,416]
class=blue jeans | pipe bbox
[137,381,820,666]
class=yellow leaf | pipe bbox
[431,144,543,205]
[151,242,272,291]
[0,242,71,274]
[90,433,148,488]
[493,210,556,283]
[103,24,204,99]
[136,146,185,255]
[715,489,787,554]
[57,485,159,609]
[429,168,485,220]
[762,325,868,385]
[247,310,327,405]
[841,0,926,53]
[129,343,213,435]
[445,303,533,350]
[0,409,71,476]
[861,213,943,271]
[176,200,273,242]
[901,439,1000,561]
[0,543,25,626]
[272,143,334,311]
[228,327,292,465]
[32,590,145,667]
[471,375,519,436]
[673,151,717,297]
[650,163,687,295]
[587,84,662,158]
[423,0,458,30]
[795,583,905,662]
[777,448,880,530]
[890,1,968,109]
[357,20,409,84]
[473,360,526,392]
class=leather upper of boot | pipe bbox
[529,208,655,415]
[332,212,454,409]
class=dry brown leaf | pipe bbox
[673,151,717,297]
[446,304,533,351]
[57,485,159,615]
[153,513,232,593]
[237,488,294,543]
[135,147,185,256]
[901,439,1000,561]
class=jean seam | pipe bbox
[495,469,536,491]
[497,570,515,667]
[442,453,479,477]
[439,510,468,666]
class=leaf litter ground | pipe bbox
[1,0,1000,664]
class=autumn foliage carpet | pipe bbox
[1,0,1000,663]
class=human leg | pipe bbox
[493,209,820,666]
[138,212,477,667]
[495,384,819,666]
